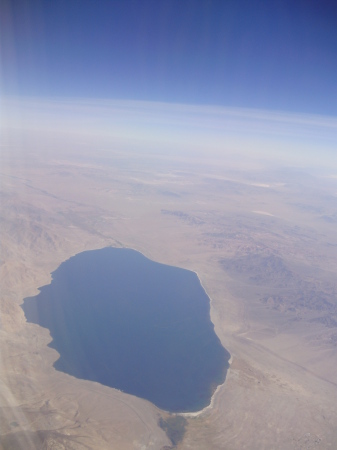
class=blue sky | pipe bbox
[1,0,336,115]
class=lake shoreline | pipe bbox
[22,246,230,413]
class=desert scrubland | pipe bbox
[1,138,337,449]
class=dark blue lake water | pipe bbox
[22,247,230,412]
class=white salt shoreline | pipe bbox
[178,270,232,417]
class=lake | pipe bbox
[22,247,230,412]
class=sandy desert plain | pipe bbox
[1,132,337,449]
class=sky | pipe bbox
[1,0,336,172]
[1,0,336,115]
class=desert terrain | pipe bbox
[1,135,337,449]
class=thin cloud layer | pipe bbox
[1,97,336,169]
